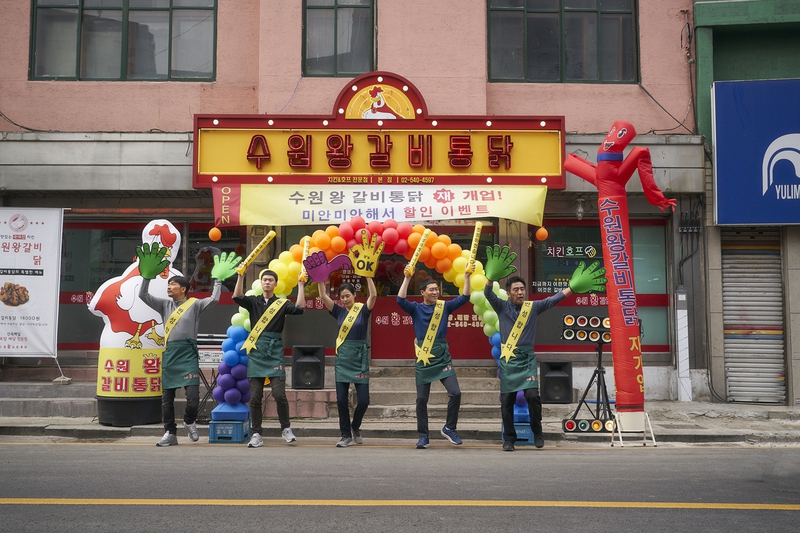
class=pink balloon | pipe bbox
[382,243,394,255]
[368,220,384,235]
[393,239,409,255]
[383,219,398,229]
[397,222,413,239]
[346,238,358,250]
[382,227,399,245]
[338,222,354,241]
[350,216,366,230]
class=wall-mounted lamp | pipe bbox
[576,198,585,220]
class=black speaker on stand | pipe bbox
[540,361,573,403]
[291,345,325,389]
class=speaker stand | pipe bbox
[567,341,614,425]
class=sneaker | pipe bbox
[248,432,263,448]
[440,426,462,445]
[502,440,515,452]
[352,429,363,444]
[156,432,178,447]
[336,436,353,447]
[534,434,545,449]
[415,436,429,449]
[282,428,297,443]
[185,422,199,442]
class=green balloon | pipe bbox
[470,291,486,305]
[483,323,497,337]
[230,312,246,328]
[243,318,251,332]
[482,310,498,325]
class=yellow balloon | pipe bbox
[472,260,485,276]
[287,261,302,278]
[275,280,286,294]
[268,259,282,271]
[271,262,289,280]
[443,268,457,282]
[470,273,487,291]
[454,272,465,287]
[279,251,294,265]
[461,249,471,258]
[284,276,298,288]
[452,256,468,273]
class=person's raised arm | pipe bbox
[463,270,472,296]
[232,273,245,298]
[318,280,334,311]
[296,279,306,308]
[365,277,377,310]
[397,270,411,299]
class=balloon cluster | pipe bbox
[211,325,251,407]
[470,282,509,339]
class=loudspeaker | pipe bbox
[540,361,573,404]
[291,345,325,389]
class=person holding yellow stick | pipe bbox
[397,263,472,449]
[233,268,306,448]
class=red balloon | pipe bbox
[382,243,394,255]
[354,228,371,243]
[367,220,384,235]
[338,222,354,241]
[346,238,358,251]
[383,219,398,229]
[382,227,399,245]
[396,222,413,239]
[350,216,366,230]
[393,239,409,255]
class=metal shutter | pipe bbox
[721,228,785,403]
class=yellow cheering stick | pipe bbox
[404,228,431,276]
[298,236,311,282]
[235,230,276,276]
[467,221,483,273]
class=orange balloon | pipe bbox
[431,241,448,259]
[446,243,463,260]
[436,257,452,273]
[404,247,415,261]
[418,247,431,263]
[315,233,331,250]
[290,244,303,262]
[424,231,438,248]
[407,232,422,249]
[309,246,321,254]
[535,227,549,241]
[424,255,438,270]
[324,247,338,260]
[325,225,339,239]
[330,236,346,253]
[412,224,426,235]
[312,229,325,241]
[438,234,452,246]
[208,227,221,241]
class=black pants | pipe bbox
[416,374,461,437]
[501,388,542,443]
[248,376,290,434]
[162,385,199,435]
[336,381,370,438]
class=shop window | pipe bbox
[303,0,375,77]
[30,0,216,81]
[488,0,637,83]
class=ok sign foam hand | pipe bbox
[347,231,385,278]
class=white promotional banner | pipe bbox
[0,208,63,357]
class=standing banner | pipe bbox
[0,208,63,357]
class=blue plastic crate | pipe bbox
[501,422,535,446]
[513,404,530,423]
[209,418,251,444]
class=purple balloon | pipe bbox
[230,363,247,380]
[212,386,225,403]
[217,373,236,391]
[515,390,527,407]
[235,378,250,395]
[217,362,231,375]
[241,389,251,404]
[224,388,242,405]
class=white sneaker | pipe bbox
[282,428,297,443]
[336,436,353,447]
[352,429,363,444]
[156,432,178,447]
[185,422,199,442]
[248,432,263,448]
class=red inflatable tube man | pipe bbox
[563,121,676,413]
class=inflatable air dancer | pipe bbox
[564,121,676,423]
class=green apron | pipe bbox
[162,338,200,390]
[499,345,538,394]
[415,339,456,386]
[246,332,286,379]
[335,340,369,384]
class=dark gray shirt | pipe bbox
[139,278,221,343]
[485,283,566,347]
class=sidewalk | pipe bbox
[2,401,800,445]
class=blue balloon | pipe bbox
[239,355,248,367]
[230,363,247,381]
[221,337,236,352]
[212,386,225,403]
[491,346,501,360]
[491,332,501,347]
[235,378,250,395]
[224,388,242,405]
[222,349,240,367]
[227,325,248,343]
[235,340,247,355]
[217,373,236,391]
[217,362,231,375]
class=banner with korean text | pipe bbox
[213,184,547,228]
[0,208,63,357]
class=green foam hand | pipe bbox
[211,252,243,281]
[483,244,518,282]
[568,260,608,294]
[136,242,169,280]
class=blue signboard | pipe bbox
[713,79,800,225]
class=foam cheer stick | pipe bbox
[404,228,431,276]
[235,230,276,275]
[298,236,311,282]
[467,221,483,272]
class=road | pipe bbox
[1,436,799,532]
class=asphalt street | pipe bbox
[1,436,799,532]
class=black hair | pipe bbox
[419,278,438,292]
[505,275,527,291]
[260,269,278,281]
[338,283,357,297]
[169,275,190,291]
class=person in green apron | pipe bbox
[317,278,377,447]
[483,245,606,451]
[233,268,306,448]
[397,268,471,449]
[137,242,241,447]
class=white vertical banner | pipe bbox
[0,208,63,357]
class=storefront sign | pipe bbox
[194,72,565,189]
[713,78,800,225]
[0,208,63,357]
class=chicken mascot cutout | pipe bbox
[563,121,676,425]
